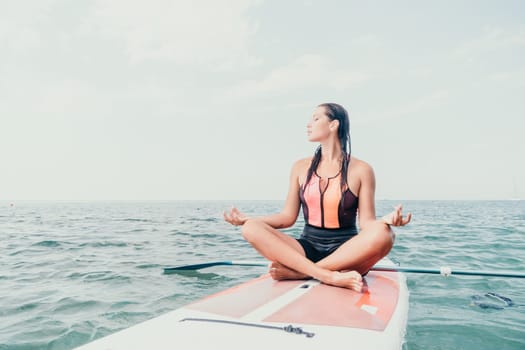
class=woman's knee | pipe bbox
[368,221,395,251]
[241,219,264,242]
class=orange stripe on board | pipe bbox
[264,271,400,331]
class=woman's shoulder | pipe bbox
[349,156,374,175]
[293,156,313,167]
[290,157,312,175]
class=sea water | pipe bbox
[1,200,524,349]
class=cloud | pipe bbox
[355,89,451,126]
[453,26,525,60]
[87,0,262,69]
[487,69,525,87]
[217,54,372,101]
[1,1,262,70]
[0,1,56,52]
[351,33,382,48]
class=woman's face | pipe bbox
[307,106,337,142]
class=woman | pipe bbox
[224,103,411,292]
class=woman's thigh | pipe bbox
[242,219,306,256]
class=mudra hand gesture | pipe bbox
[223,207,250,226]
[381,205,412,226]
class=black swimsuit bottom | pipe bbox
[297,224,358,262]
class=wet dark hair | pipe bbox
[304,103,351,192]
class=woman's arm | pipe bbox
[355,161,379,231]
[356,160,411,229]
[224,159,304,229]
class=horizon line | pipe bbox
[1,198,522,203]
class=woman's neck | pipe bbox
[319,141,342,163]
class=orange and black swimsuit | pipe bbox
[297,168,359,262]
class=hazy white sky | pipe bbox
[1,1,524,200]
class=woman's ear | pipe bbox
[330,119,340,131]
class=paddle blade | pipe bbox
[164,261,231,274]
[163,260,268,274]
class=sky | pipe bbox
[1,0,524,201]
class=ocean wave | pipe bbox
[31,240,62,248]
[78,241,128,248]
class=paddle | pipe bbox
[163,260,525,278]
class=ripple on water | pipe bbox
[79,241,128,248]
[31,240,62,248]
[50,298,103,315]
[67,271,132,283]
[103,310,150,326]
[135,263,161,269]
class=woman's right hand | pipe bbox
[381,204,412,227]
[223,207,250,226]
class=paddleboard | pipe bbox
[74,257,408,349]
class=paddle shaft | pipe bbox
[371,265,525,278]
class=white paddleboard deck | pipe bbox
[75,258,408,349]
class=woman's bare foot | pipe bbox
[323,270,363,292]
[269,262,309,280]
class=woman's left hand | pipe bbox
[223,207,250,226]
[381,204,412,226]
